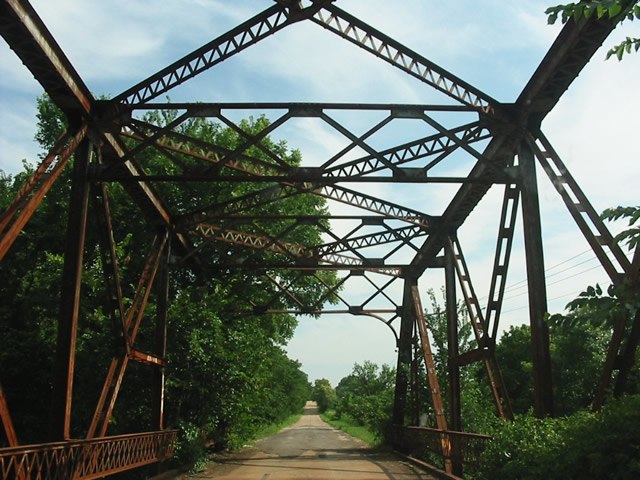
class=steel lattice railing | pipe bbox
[390,424,491,469]
[0,430,177,480]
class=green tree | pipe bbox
[312,378,336,413]
[334,361,395,438]
[0,94,336,465]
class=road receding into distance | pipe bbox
[189,401,434,479]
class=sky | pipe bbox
[1,1,639,387]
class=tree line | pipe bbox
[0,96,332,472]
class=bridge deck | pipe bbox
[192,402,435,480]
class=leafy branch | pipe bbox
[601,205,640,249]
[546,1,640,59]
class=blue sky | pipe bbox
[1,1,639,386]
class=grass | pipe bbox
[320,410,381,447]
[249,413,303,442]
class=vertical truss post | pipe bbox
[392,278,417,426]
[445,239,462,476]
[411,285,451,474]
[614,245,640,397]
[614,310,640,397]
[409,343,421,426]
[519,142,553,417]
[445,240,461,432]
[527,132,638,410]
[49,139,92,440]
[152,233,171,431]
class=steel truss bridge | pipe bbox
[0,0,638,477]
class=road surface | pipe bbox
[188,401,434,479]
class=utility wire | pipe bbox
[476,248,595,302]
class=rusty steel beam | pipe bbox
[411,285,452,474]
[0,430,177,480]
[0,127,88,262]
[254,270,353,314]
[411,285,448,433]
[487,182,520,341]
[128,350,165,367]
[528,133,631,285]
[0,0,92,116]
[92,184,127,347]
[191,223,400,277]
[181,184,300,224]
[99,134,203,268]
[87,233,168,439]
[205,110,296,173]
[314,184,433,226]
[152,236,170,431]
[49,140,92,441]
[208,261,405,277]
[183,181,433,228]
[410,0,630,273]
[448,237,513,420]
[0,1,201,271]
[445,239,462,438]
[444,240,462,475]
[121,121,287,177]
[392,278,417,426]
[310,3,498,113]
[318,224,427,257]
[0,383,18,447]
[517,0,636,127]
[409,128,519,276]
[103,172,497,185]
[112,3,326,106]
[318,111,396,171]
[520,142,553,418]
[324,122,489,178]
[128,102,479,112]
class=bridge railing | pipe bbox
[0,430,177,480]
[390,424,492,472]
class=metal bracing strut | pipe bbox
[411,285,452,474]
[447,237,513,419]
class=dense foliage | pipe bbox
[311,378,336,413]
[333,361,395,440]
[0,96,327,471]
[474,394,640,480]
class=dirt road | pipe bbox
[189,401,434,479]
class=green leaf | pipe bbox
[608,4,623,17]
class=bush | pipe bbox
[474,395,640,480]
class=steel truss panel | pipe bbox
[113,4,306,105]
[0,431,177,480]
[311,4,498,112]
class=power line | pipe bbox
[476,248,595,301]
